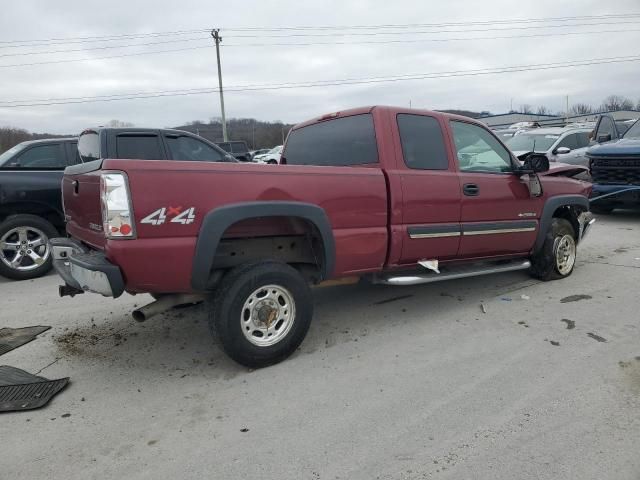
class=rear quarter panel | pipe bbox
[101,159,388,291]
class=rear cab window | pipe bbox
[78,131,101,162]
[284,114,378,166]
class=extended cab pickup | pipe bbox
[587,117,640,213]
[51,106,594,367]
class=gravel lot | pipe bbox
[1,211,639,480]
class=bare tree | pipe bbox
[570,103,594,115]
[520,104,533,114]
[106,119,135,128]
[600,95,634,112]
[536,106,550,115]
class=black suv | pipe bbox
[216,141,251,161]
[0,128,233,281]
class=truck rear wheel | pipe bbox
[529,218,577,281]
[0,214,58,280]
[207,261,313,368]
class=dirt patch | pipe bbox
[54,323,128,357]
[560,294,592,303]
[614,248,628,253]
[561,319,576,330]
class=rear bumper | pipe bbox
[50,238,125,298]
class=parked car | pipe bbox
[0,128,233,281]
[0,137,78,280]
[253,145,283,164]
[51,106,593,368]
[506,127,592,165]
[249,148,270,160]
[216,141,251,162]
[587,117,640,213]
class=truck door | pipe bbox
[394,113,462,265]
[448,120,542,258]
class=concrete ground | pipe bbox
[1,211,639,480]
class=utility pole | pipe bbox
[211,29,228,142]
[565,95,569,124]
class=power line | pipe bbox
[3,21,637,58]
[0,36,211,58]
[224,20,640,38]
[0,45,213,68]
[1,54,638,108]
[0,13,637,47]
[223,28,640,47]
[1,27,638,65]
[221,13,640,31]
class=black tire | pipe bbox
[0,214,58,280]
[207,261,313,368]
[529,218,576,281]
[590,204,614,215]
[267,160,277,165]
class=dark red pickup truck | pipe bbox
[51,106,594,367]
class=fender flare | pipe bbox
[533,195,589,254]
[191,201,336,290]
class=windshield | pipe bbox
[269,145,283,154]
[506,133,559,152]
[622,120,640,139]
[0,144,26,167]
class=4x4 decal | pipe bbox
[141,207,196,225]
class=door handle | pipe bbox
[463,183,479,196]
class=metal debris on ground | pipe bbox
[0,365,69,413]
[0,326,51,357]
[480,303,487,314]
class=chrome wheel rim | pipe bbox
[0,226,50,272]
[241,284,296,347]
[554,234,576,275]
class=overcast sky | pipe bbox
[0,0,639,134]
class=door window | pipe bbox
[116,135,163,160]
[9,144,66,169]
[596,117,615,141]
[397,114,448,170]
[575,132,591,148]
[557,134,578,150]
[165,135,224,162]
[450,121,513,173]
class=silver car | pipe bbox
[506,127,592,166]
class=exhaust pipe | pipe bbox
[132,294,204,322]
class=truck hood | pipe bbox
[588,138,640,156]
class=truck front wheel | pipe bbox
[207,261,313,368]
[529,218,577,281]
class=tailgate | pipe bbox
[62,160,106,249]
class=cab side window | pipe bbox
[165,135,224,162]
[10,144,66,169]
[450,121,513,173]
[397,114,448,170]
[596,117,615,141]
[557,134,578,150]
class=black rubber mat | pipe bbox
[0,366,69,413]
[0,326,51,356]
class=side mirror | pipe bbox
[522,153,549,173]
[597,133,611,143]
[555,147,571,155]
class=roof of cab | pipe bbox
[291,105,480,131]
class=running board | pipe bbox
[372,259,531,286]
